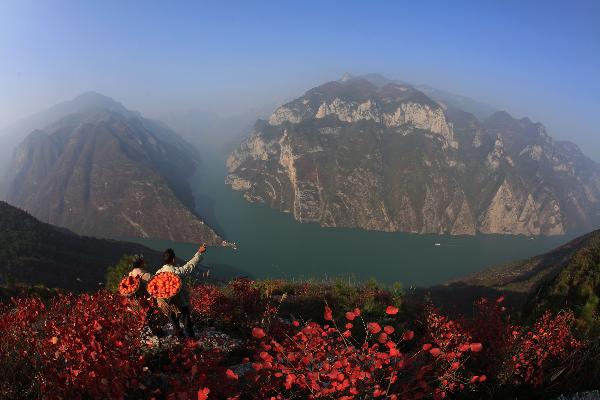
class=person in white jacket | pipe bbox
[155,244,206,338]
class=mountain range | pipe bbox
[227,74,600,236]
[1,92,222,245]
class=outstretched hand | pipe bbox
[198,243,207,254]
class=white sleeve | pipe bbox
[173,251,203,276]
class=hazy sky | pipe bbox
[1,1,599,157]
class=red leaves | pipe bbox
[504,310,581,387]
[197,387,210,400]
[252,327,266,339]
[324,306,333,321]
[226,369,238,380]
[378,332,388,343]
[429,348,441,357]
[470,343,483,353]
[0,284,583,400]
[385,305,399,315]
[368,322,382,334]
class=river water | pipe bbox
[125,149,577,288]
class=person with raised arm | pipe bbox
[155,244,207,338]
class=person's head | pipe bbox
[163,248,176,265]
[132,254,145,269]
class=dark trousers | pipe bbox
[170,306,195,337]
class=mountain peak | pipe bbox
[339,72,354,82]
[67,91,130,116]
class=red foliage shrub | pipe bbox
[245,305,485,399]
[0,281,588,399]
[506,310,581,387]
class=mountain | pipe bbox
[343,73,497,120]
[3,93,222,245]
[0,92,136,181]
[0,201,164,291]
[226,75,600,236]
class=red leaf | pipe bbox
[345,311,356,321]
[324,306,333,321]
[226,369,238,380]
[383,325,395,335]
[386,305,399,315]
[368,322,382,334]
[429,348,441,357]
[252,327,266,339]
[402,330,415,341]
[197,387,210,400]
[378,332,388,343]
[470,343,483,352]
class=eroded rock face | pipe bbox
[6,110,223,245]
[227,77,600,236]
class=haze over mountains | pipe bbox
[1,93,222,245]
[227,74,600,236]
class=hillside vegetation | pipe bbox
[0,201,163,291]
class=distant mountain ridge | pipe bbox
[3,93,223,245]
[227,74,600,236]
[343,73,497,120]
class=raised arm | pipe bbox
[172,244,207,276]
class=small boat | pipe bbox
[222,240,238,250]
[434,243,441,246]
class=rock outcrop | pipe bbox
[227,76,600,236]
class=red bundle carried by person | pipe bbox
[118,275,141,296]
[147,272,181,299]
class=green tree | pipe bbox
[105,255,135,292]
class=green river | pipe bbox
[125,149,578,287]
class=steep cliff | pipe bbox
[227,76,600,235]
[5,96,223,245]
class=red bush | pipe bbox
[0,281,588,399]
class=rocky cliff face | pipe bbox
[227,76,600,235]
[6,103,223,245]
